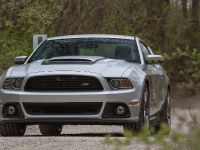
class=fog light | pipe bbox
[7,106,16,115]
[115,105,125,115]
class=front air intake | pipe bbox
[24,75,103,91]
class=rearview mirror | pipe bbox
[145,55,163,63]
[14,56,28,65]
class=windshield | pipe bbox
[28,38,140,63]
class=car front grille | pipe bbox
[24,75,103,91]
[23,102,103,115]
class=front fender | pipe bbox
[122,65,146,87]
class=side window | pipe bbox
[139,42,151,57]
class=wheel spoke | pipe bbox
[167,95,171,127]
[143,86,150,132]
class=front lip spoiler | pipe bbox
[0,118,138,125]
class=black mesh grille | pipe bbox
[23,102,103,115]
[24,75,103,91]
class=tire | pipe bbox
[0,122,26,136]
[123,84,150,134]
[39,124,63,136]
[154,91,171,135]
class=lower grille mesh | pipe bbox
[23,102,103,115]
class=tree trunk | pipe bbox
[191,0,200,50]
[191,0,199,27]
[182,0,188,18]
[143,0,170,51]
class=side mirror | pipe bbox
[145,55,163,64]
[14,56,28,65]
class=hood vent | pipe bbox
[42,56,105,65]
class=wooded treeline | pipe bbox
[0,0,199,94]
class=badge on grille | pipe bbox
[55,77,61,81]
[81,83,90,86]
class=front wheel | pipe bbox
[0,122,26,136]
[39,124,63,136]
[123,84,150,134]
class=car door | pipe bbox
[157,64,168,103]
[139,42,163,115]
[152,64,165,111]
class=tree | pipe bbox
[191,0,200,50]
[182,0,188,18]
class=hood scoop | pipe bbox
[42,56,105,65]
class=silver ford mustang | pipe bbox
[0,34,171,136]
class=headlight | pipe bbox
[109,78,133,89]
[3,78,23,90]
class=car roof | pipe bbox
[47,34,137,40]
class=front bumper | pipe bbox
[0,87,142,125]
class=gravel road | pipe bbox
[0,94,199,150]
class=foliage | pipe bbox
[0,0,61,73]
[104,123,200,150]
[163,48,200,94]
[0,31,31,73]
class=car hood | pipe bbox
[9,57,141,77]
